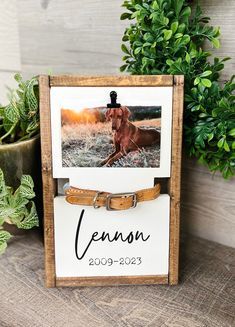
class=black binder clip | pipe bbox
[107,91,121,108]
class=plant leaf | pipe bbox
[19,175,35,199]
[200,71,212,77]
[201,78,212,87]
[16,202,39,229]
[0,230,11,254]
[163,30,172,41]
[121,44,130,54]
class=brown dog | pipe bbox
[101,106,160,166]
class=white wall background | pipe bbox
[0,0,234,247]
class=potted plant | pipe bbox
[0,168,39,254]
[0,74,40,188]
[0,74,41,241]
[120,0,235,179]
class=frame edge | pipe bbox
[168,75,184,285]
[39,75,57,288]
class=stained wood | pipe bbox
[56,275,168,287]
[39,75,57,287]
[50,75,173,86]
[168,75,184,285]
[40,74,183,287]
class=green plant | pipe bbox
[120,0,235,178]
[0,169,39,254]
[0,74,39,144]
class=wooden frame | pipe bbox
[39,75,184,287]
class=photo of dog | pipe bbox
[61,104,161,168]
[101,106,160,166]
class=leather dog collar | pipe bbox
[65,183,161,211]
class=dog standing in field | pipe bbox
[101,106,160,166]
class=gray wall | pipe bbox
[0,0,234,247]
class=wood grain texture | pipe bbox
[0,0,21,105]
[168,75,184,285]
[50,75,173,86]
[56,275,168,287]
[0,0,21,72]
[44,75,180,287]
[39,75,57,287]
[0,71,18,105]
[17,0,127,76]
[181,157,235,248]
[198,0,235,82]
[0,231,234,327]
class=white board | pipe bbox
[50,86,173,192]
[54,195,170,277]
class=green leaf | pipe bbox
[180,6,191,20]
[14,73,22,83]
[163,30,172,41]
[174,33,183,39]
[177,23,186,33]
[194,77,200,85]
[19,175,35,199]
[191,104,201,112]
[185,52,190,64]
[0,170,38,254]
[152,1,159,10]
[208,133,214,142]
[224,140,230,152]
[201,78,212,88]
[16,202,39,229]
[217,138,224,149]
[134,47,142,55]
[5,104,20,123]
[120,64,128,72]
[26,79,38,111]
[166,59,174,66]
[120,13,131,20]
[0,230,11,254]
[175,0,184,17]
[200,71,212,78]
[2,116,14,133]
[181,35,190,45]
[228,128,235,137]
[122,35,129,42]
[171,21,178,34]
[121,44,130,54]
[211,38,220,48]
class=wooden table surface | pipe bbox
[0,231,234,327]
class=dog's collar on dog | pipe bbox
[64,184,161,211]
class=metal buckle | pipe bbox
[106,192,137,211]
[93,191,102,209]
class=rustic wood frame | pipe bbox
[39,75,184,288]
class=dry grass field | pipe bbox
[61,119,161,168]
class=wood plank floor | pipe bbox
[0,231,234,327]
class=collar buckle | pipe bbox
[106,192,137,211]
